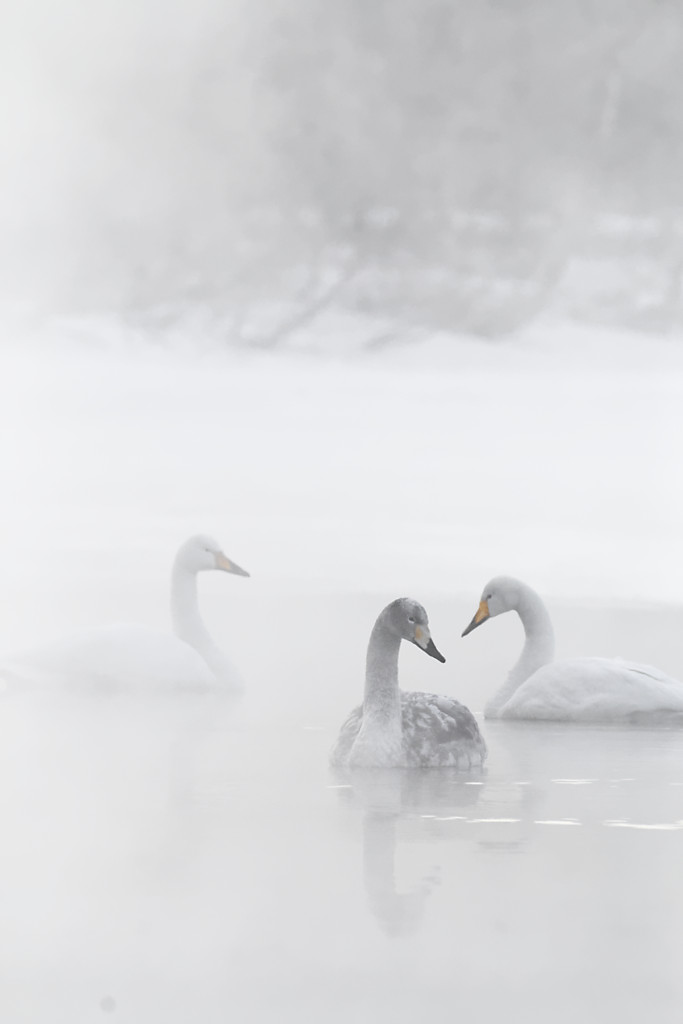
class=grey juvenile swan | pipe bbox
[331,598,487,769]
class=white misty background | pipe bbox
[2,0,683,344]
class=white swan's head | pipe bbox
[175,534,250,577]
[462,575,521,636]
[382,598,446,663]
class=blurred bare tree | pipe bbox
[2,0,682,340]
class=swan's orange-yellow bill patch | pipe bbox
[415,626,424,642]
[474,600,490,624]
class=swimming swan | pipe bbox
[462,575,683,721]
[331,598,487,769]
[1,535,249,692]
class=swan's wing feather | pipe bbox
[611,657,680,685]
[400,691,487,768]
[503,657,683,721]
[330,693,487,770]
[0,624,216,692]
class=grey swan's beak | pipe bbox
[412,626,446,663]
[423,637,446,663]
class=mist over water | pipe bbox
[3,644,683,1023]
[2,340,683,1022]
[2,3,683,1022]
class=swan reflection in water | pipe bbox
[336,769,487,937]
[362,812,435,937]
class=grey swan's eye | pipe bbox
[408,617,415,623]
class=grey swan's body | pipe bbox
[463,576,683,722]
[331,598,487,769]
[1,535,249,693]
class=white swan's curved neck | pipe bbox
[487,583,555,715]
[171,563,207,647]
[170,560,240,688]
[351,619,403,765]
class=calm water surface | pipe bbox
[1,682,683,1024]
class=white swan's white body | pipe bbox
[1,535,248,693]
[463,576,683,722]
[496,656,683,722]
[331,598,487,769]
[1,624,219,692]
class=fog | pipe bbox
[2,338,683,1021]
[2,3,683,1022]
[3,0,683,335]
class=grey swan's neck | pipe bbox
[486,582,555,716]
[170,559,241,688]
[364,617,402,718]
[350,616,403,766]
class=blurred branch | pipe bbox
[244,258,360,350]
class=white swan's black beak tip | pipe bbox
[216,553,250,577]
[462,601,490,637]
[462,612,489,637]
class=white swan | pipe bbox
[1,535,249,693]
[462,576,683,721]
[331,598,487,769]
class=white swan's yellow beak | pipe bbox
[462,599,489,637]
[215,552,250,577]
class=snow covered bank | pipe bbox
[1,318,681,649]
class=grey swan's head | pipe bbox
[380,598,446,663]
